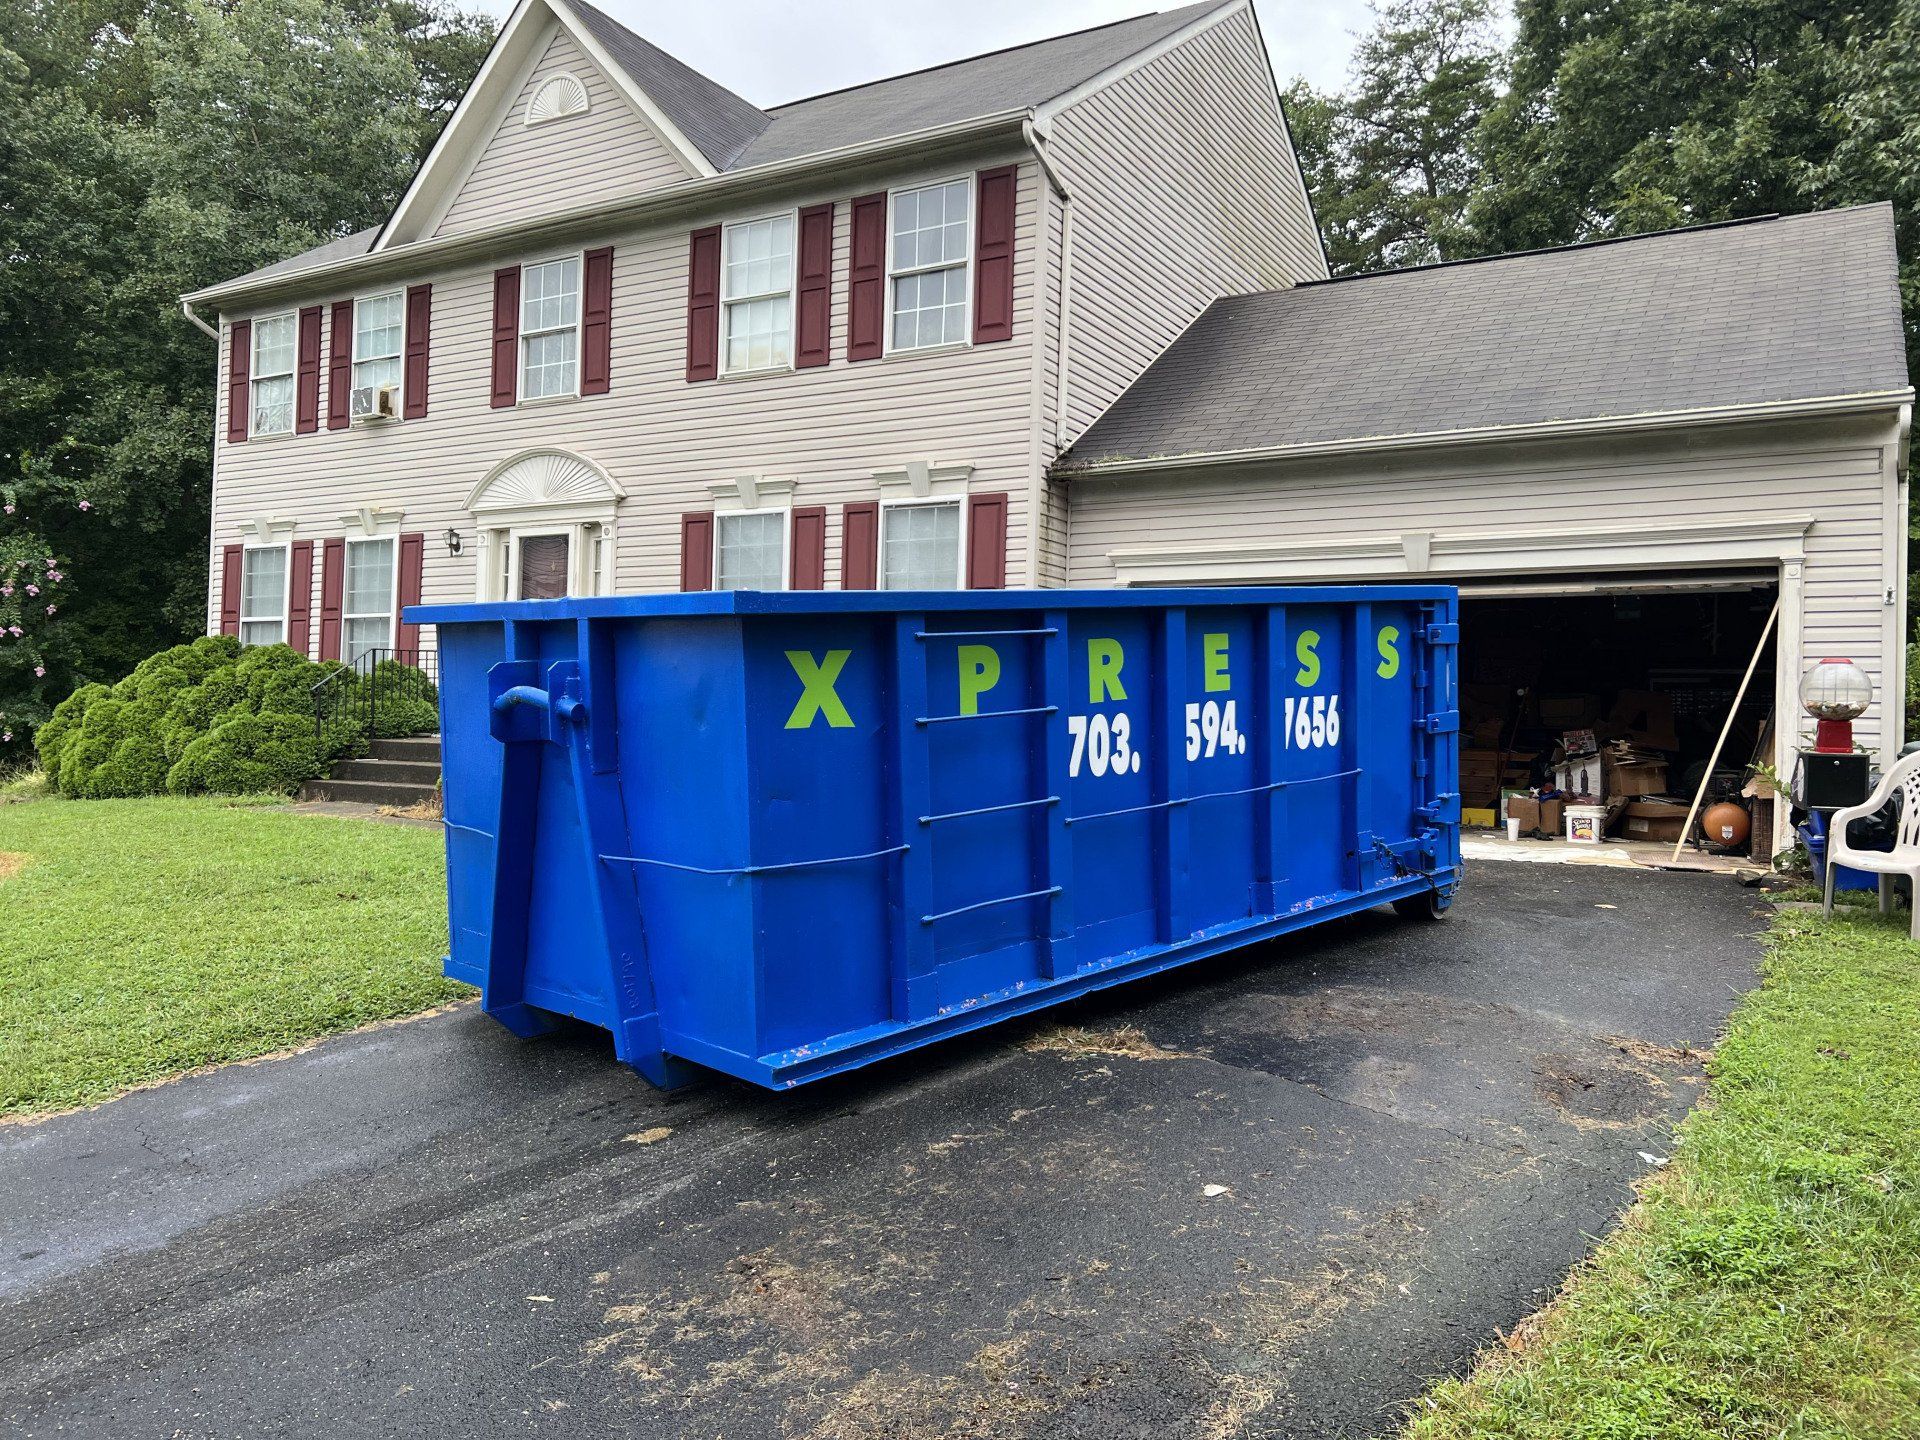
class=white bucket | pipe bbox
[1565,804,1606,845]
[1506,817,1523,841]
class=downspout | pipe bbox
[1023,118,1074,450]
[1024,118,1075,587]
[180,298,220,341]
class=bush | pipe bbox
[34,636,433,799]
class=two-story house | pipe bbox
[185,0,1911,840]
[186,0,1319,663]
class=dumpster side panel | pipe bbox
[441,621,507,992]
[742,616,897,1055]
[1063,608,1160,958]
[611,618,760,1061]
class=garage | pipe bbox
[1055,208,1913,858]
[1455,572,1779,854]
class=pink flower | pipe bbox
[2,733,11,744]
[0,585,11,597]
[24,584,37,596]
[49,573,61,583]
[2,504,12,515]
[8,625,20,635]
[33,665,43,678]
[77,500,90,511]
[44,605,55,615]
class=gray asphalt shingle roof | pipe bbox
[1061,206,1911,470]
[554,0,771,168]
[204,1,1228,294]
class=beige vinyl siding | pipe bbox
[208,156,1045,637]
[433,25,695,240]
[1065,423,1903,756]
[1044,6,1325,446]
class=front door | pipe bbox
[516,533,570,599]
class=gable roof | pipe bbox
[195,0,1241,298]
[551,0,769,168]
[729,0,1231,169]
[1061,205,1914,472]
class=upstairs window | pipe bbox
[721,215,794,375]
[249,314,296,436]
[715,510,786,591]
[352,291,403,415]
[520,256,581,399]
[239,544,288,646]
[881,500,962,590]
[342,536,395,667]
[888,179,971,352]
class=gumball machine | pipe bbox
[1797,657,1872,810]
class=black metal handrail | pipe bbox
[312,647,440,756]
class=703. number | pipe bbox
[1066,713,1141,777]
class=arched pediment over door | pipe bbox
[465,448,625,600]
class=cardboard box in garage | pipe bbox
[1506,794,1564,838]
[1616,798,1691,844]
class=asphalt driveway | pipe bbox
[1,861,1763,1438]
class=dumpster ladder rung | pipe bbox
[1066,767,1362,826]
[600,843,908,878]
[921,886,1064,925]
[916,704,1058,726]
[913,627,1058,640]
[920,795,1059,825]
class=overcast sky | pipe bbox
[464,0,1380,105]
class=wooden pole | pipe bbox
[1671,597,1781,864]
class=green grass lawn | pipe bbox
[0,793,464,1116]
[1405,901,1920,1439]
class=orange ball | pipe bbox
[1701,801,1751,850]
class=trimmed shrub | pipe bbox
[35,636,432,799]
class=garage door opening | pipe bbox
[1457,573,1778,856]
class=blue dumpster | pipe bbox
[410,587,1462,1089]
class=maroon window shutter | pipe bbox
[226,320,251,443]
[840,502,879,589]
[795,204,834,369]
[680,513,714,591]
[847,194,886,362]
[397,532,426,653]
[318,538,345,660]
[403,285,431,419]
[685,227,721,383]
[295,308,323,434]
[218,544,243,634]
[287,540,315,655]
[490,267,520,409]
[973,166,1017,345]
[790,506,827,590]
[327,300,352,429]
[966,492,1009,589]
[581,246,614,395]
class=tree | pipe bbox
[0,0,493,762]
[1283,0,1504,274]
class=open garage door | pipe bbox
[1456,570,1778,855]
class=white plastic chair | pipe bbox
[1824,748,1920,939]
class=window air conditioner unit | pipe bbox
[351,383,403,421]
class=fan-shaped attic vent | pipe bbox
[526,73,590,126]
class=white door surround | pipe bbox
[466,447,624,600]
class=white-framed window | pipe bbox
[519,256,581,400]
[720,214,795,375]
[881,500,964,590]
[715,510,788,591]
[352,291,403,416]
[249,313,297,436]
[342,535,397,667]
[239,543,290,647]
[887,177,972,353]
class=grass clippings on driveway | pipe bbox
[1405,900,1920,1438]
[0,795,462,1117]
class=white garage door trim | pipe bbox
[1108,512,1824,850]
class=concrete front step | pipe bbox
[300,777,440,808]
[370,735,441,764]
[330,757,443,786]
